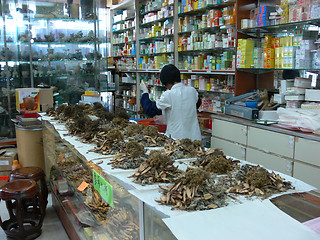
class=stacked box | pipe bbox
[299,0,311,20]
[280,0,289,24]
[237,39,254,68]
[275,47,284,69]
[253,48,263,68]
[296,49,311,69]
[283,46,295,69]
[257,6,275,27]
[289,0,301,22]
[310,0,320,19]
[151,26,162,37]
[263,35,274,68]
[313,50,320,69]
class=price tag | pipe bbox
[77,181,89,192]
[93,170,113,207]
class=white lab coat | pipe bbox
[156,83,202,141]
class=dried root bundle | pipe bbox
[156,168,228,211]
[108,141,147,169]
[192,148,240,174]
[130,150,183,185]
[164,138,205,160]
[229,165,293,198]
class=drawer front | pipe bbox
[211,137,246,160]
[247,127,294,158]
[246,148,293,176]
[293,162,320,191]
[212,119,247,145]
[295,138,320,167]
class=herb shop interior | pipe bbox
[1,0,320,240]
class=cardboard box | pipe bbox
[39,87,54,112]
[16,88,40,113]
[305,89,320,102]
[0,148,17,171]
[0,171,10,187]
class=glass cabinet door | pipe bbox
[0,0,107,137]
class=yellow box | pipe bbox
[265,35,274,45]
[263,48,275,59]
[238,40,254,48]
[194,79,199,88]
[264,58,275,68]
[193,1,198,10]
[16,88,40,113]
[85,91,99,96]
[275,48,280,58]
[275,59,279,68]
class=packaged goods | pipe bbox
[16,88,40,113]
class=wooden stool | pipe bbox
[0,179,45,240]
[9,167,48,207]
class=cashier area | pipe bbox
[208,69,320,192]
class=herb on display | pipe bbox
[164,138,205,160]
[108,141,147,169]
[130,150,183,185]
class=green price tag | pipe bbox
[92,170,113,207]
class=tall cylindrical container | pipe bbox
[15,125,45,171]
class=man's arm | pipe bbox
[141,93,162,117]
[196,95,202,109]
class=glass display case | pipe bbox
[42,120,141,240]
[0,0,108,137]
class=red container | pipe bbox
[137,118,167,133]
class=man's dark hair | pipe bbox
[282,70,299,80]
[160,64,181,86]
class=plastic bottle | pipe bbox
[12,160,21,171]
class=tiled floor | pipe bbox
[0,193,69,240]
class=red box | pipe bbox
[137,118,167,133]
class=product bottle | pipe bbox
[12,160,21,171]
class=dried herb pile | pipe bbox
[103,204,139,240]
[192,148,240,174]
[127,125,170,147]
[108,141,147,169]
[156,168,228,210]
[53,154,110,220]
[164,138,205,160]
[130,150,183,185]
[229,164,293,198]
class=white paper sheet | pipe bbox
[128,188,187,218]
[304,217,320,236]
[163,199,320,240]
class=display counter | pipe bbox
[210,113,320,193]
[42,118,320,240]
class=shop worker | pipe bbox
[140,64,202,141]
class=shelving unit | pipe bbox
[109,0,320,121]
[110,0,237,118]
[0,0,108,137]
[235,0,320,96]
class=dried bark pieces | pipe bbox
[164,138,205,160]
[229,165,293,198]
[130,150,183,185]
[108,141,147,169]
[156,168,228,211]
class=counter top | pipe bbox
[210,113,320,142]
[42,116,320,240]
